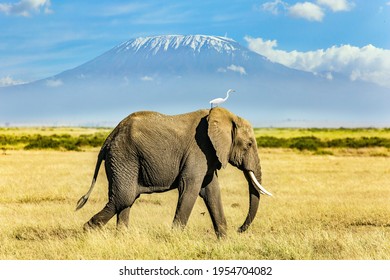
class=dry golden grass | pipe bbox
[0,147,389,260]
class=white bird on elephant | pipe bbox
[210,89,235,108]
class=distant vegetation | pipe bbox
[0,132,108,151]
[256,136,390,151]
[254,128,390,152]
[24,134,107,151]
[1,127,390,152]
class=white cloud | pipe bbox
[245,36,390,88]
[317,0,354,12]
[289,2,325,21]
[261,0,355,21]
[45,78,63,87]
[218,65,247,75]
[227,65,247,75]
[261,0,287,15]
[0,0,52,17]
[0,76,25,87]
[140,76,154,82]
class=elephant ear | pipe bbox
[207,108,234,168]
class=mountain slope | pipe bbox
[0,35,389,127]
[56,35,298,81]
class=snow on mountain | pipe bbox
[1,34,389,127]
[117,35,239,54]
[56,34,284,81]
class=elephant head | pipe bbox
[207,107,272,232]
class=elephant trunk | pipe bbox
[238,170,272,233]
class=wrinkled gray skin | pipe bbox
[76,107,265,238]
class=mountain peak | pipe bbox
[114,34,240,55]
[56,34,277,80]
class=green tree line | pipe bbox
[0,133,108,151]
[256,136,390,151]
[1,133,390,151]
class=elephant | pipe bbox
[76,107,272,238]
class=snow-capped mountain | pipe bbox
[56,34,292,81]
[0,35,389,126]
[120,35,239,54]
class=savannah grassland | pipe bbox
[0,127,389,260]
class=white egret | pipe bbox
[209,89,235,108]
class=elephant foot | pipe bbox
[216,230,227,239]
[116,223,129,231]
[171,221,186,233]
[83,221,93,232]
[83,220,103,232]
[237,224,249,233]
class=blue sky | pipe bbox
[1,0,390,87]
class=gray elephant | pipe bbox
[76,107,272,237]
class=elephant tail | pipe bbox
[75,147,106,211]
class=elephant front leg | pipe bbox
[200,173,227,238]
[172,178,202,230]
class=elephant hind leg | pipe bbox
[116,207,130,229]
[116,193,139,229]
[84,201,116,231]
[85,196,138,231]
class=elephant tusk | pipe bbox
[249,171,273,197]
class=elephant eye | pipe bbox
[246,141,254,150]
